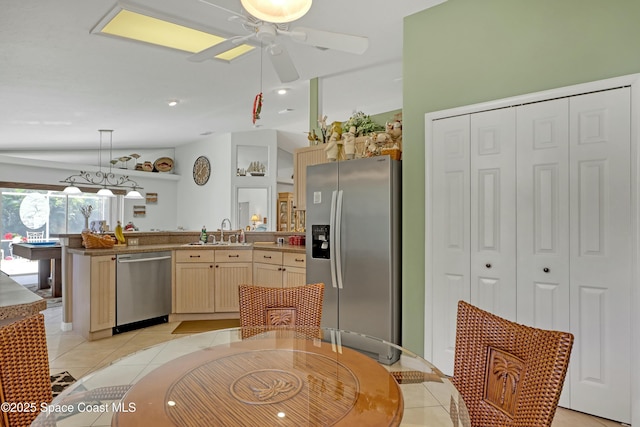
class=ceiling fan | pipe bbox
[189,0,369,83]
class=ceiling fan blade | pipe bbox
[268,44,299,83]
[188,35,253,62]
[288,27,368,55]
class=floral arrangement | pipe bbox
[342,111,384,137]
[3,232,26,242]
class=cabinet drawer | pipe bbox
[253,250,283,265]
[175,250,215,263]
[216,249,252,263]
[284,252,306,267]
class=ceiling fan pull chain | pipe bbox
[252,42,264,125]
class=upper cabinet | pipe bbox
[293,145,329,210]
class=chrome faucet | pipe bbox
[220,218,231,242]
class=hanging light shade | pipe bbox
[97,187,115,197]
[124,189,144,199]
[63,185,82,194]
[240,0,312,23]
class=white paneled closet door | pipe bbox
[516,98,570,330]
[431,115,471,375]
[470,108,517,320]
[516,98,572,407]
[568,88,631,422]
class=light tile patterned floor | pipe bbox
[41,304,628,427]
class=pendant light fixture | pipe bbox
[61,130,144,199]
[240,0,312,24]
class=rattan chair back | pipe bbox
[0,314,52,427]
[238,283,324,339]
[453,300,573,427]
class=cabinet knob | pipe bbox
[111,257,116,261]
[485,263,492,269]
[543,267,550,273]
[215,265,218,268]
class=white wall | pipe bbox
[175,133,232,232]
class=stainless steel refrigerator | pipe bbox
[306,156,401,364]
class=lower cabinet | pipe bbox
[214,250,252,312]
[174,249,252,313]
[175,250,215,313]
[71,253,116,341]
[253,250,306,288]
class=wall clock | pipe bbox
[193,156,211,186]
[19,193,50,229]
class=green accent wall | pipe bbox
[402,0,640,354]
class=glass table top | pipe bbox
[33,327,469,427]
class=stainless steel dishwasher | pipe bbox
[115,251,172,333]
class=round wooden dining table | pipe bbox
[33,327,469,426]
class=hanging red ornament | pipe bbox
[252,92,263,124]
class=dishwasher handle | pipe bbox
[117,255,172,263]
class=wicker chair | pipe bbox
[238,283,324,339]
[452,300,574,427]
[0,315,132,427]
[0,314,52,427]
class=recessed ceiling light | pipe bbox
[278,108,294,114]
[168,100,179,107]
[277,89,288,95]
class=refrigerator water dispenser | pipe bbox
[311,225,330,259]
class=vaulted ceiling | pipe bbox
[0,0,442,151]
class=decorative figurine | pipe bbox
[343,126,356,159]
[324,122,343,161]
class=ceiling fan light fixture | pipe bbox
[241,0,312,24]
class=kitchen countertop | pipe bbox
[67,242,305,256]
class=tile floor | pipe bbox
[40,304,627,427]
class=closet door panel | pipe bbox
[431,115,471,375]
[470,108,516,321]
[569,87,631,423]
[516,98,570,332]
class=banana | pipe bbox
[115,221,126,244]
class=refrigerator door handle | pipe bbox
[329,190,338,289]
[335,190,344,289]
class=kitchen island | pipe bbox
[59,231,305,340]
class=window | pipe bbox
[1,188,113,241]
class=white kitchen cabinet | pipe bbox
[427,85,632,423]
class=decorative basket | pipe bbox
[82,231,115,249]
[381,148,402,161]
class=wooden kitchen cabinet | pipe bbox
[71,253,116,341]
[277,192,295,232]
[90,255,116,332]
[174,250,215,313]
[253,250,306,288]
[214,249,252,312]
[293,145,328,210]
[282,252,306,288]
